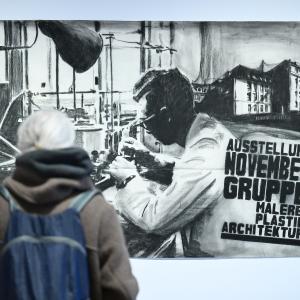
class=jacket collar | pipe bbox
[3,147,94,205]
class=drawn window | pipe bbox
[253,105,257,112]
[248,104,251,113]
[247,81,251,101]
[260,105,263,112]
[253,84,258,101]
[265,105,268,112]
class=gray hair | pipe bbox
[17,110,75,152]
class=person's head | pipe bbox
[91,150,99,162]
[133,68,195,145]
[17,110,75,152]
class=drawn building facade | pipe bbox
[196,60,300,119]
[196,65,272,118]
[268,60,300,114]
[233,66,272,115]
[289,62,300,112]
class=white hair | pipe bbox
[17,110,75,152]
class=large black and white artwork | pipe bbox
[2,21,300,258]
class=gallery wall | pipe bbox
[2,0,300,299]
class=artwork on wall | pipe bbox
[2,21,300,258]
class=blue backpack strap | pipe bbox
[0,186,20,212]
[69,189,100,212]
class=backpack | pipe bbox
[0,186,99,300]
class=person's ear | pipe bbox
[162,106,172,124]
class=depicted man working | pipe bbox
[107,68,300,257]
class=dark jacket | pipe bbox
[0,147,139,300]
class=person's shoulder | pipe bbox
[0,189,10,243]
[81,190,118,225]
[0,192,8,207]
[80,190,118,240]
[0,187,10,213]
[85,190,113,213]
[186,113,222,146]
[195,112,217,127]
[188,113,217,136]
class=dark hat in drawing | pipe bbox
[133,68,194,117]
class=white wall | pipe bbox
[131,258,300,300]
[3,1,300,300]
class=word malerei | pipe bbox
[223,138,300,203]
